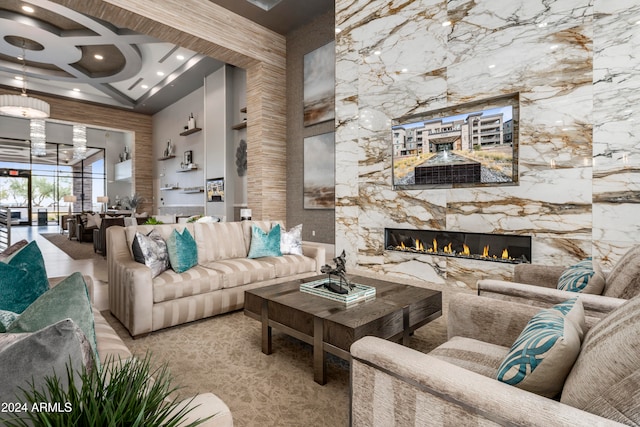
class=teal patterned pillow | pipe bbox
[496,298,584,397]
[0,240,49,314]
[166,228,198,273]
[557,258,605,294]
[248,224,282,259]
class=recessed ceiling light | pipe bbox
[176,55,184,60]
[157,71,165,76]
[245,0,283,11]
[94,54,104,60]
[22,5,34,13]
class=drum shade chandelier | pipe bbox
[0,44,50,119]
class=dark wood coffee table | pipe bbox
[244,275,442,384]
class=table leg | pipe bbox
[402,306,410,346]
[313,316,326,385]
[261,300,272,355]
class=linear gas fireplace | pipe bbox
[385,228,531,264]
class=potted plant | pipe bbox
[124,193,144,216]
[4,353,211,426]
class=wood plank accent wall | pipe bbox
[49,0,288,220]
[0,88,154,214]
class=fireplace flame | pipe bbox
[390,236,519,264]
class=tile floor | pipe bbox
[12,225,110,311]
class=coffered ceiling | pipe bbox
[0,0,333,115]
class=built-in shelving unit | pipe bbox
[182,187,204,194]
[179,127,202,136]
[160,185,179,191]
[232,107,247,130]
[176,165,198,172]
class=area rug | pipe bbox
[102,307,448,427]
[39,233,102,260]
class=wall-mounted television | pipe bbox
[392,93,519,189]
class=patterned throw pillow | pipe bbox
[0,240,49,314]
[557,258,605,294]
[132,229,170,278]
[496,298,584,397]
[248,224,282,258]
[281,224,303,255]
[166,228,198,273]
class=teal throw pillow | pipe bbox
[0,240,49,314]
[5,272,99,366]
[248,224,282,259]
[166,228,198,273]
[557,258,605,294]
[496,298,584,398]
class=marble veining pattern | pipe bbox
[335,0,640,286]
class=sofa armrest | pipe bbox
[350,336,623,426]
[301,242,326,274]
[447,292,540,347]
[107,225,154,337]
[477,279,626,319]
[513,263,566,286]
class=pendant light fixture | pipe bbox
[30,119,46,156]
[0,42,50,119]
[72,125,87,160]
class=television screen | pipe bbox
[392,93,519,189]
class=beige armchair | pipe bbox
[477,245,640,318]
[351,292,639,426]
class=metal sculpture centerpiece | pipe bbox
[319,250,355,294]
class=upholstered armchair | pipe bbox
[476,245,640,318]
[75,213,100,243]
[350,292,639,426]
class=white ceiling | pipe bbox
[0,0,333,115]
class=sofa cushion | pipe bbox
[0,240,49,314]
[0,319,95,406]
[194,222,247,263]
[430,336,508,379]
[92,309,132,365]
[152,265,224,303]
[602,245,640,299]
[281,224,303,255]
[260,254,317,277]
[557,259,605,295]
[496,298,584,398]
[202,258,276,289]
[166,228,198,273]
[561,295,640,424]
[132,229,170,278]
[5,272,98,364]
[248,224,282,259]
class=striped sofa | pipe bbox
[351,292,639,426]
[107,220,325,337]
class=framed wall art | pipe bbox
[303,41,335,127]
[206,178,224,202]
[303,132,335,209]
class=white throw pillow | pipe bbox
[281,224,303,255]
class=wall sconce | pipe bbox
[97,196,109,213]
[240,208,252,221]
[64,195,77,215]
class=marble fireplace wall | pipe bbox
[334,0,640,289]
